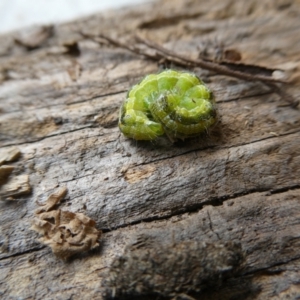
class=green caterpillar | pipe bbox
[119,70,217,141]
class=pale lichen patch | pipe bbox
[124,165,156,184]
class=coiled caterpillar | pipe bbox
[119,70,217,141]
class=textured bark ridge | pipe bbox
[103,240,244,299]
[0,0,300,299]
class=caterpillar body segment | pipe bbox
[119,70,217,141]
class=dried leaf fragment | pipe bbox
[0,147,31,200]
[32,187,102,259]
[35,186,68,214]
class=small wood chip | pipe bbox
[0,174,31,199]
[0,165,14,182]
[0,147,21,165]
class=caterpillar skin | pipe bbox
[119,70,217,140]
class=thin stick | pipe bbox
[81,31,284,83]
[135,35,286,84]
[79,32,298,107]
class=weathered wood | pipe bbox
[0,0,300,299]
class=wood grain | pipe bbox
[0,0,299,299]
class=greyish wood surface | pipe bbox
[0,0,300,299]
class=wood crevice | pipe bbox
[99,186,300,232]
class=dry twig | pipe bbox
[79,32,298,107]
[135,35,285,84]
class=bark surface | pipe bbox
[0,0,300,299]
